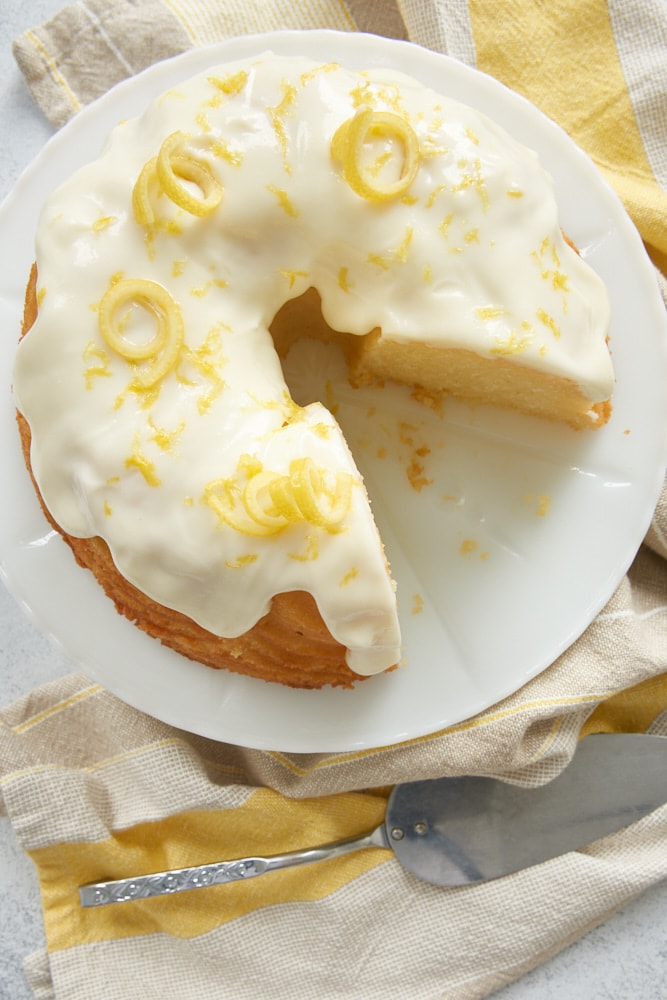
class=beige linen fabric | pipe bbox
[1,679,666,1000]
[4,0,667,997]
[12,0,192,128]
[12,0,406,127]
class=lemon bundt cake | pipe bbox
[13,54,613,688]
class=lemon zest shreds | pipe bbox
[331,109,420,202]
[209,139,243,167]
[267,184,299,217]
[279,269,308,289]
[267,82,298,172]
[490,330,533,355]
[299,63,339,86]
[125,434,161,487]
[82,341,112,388]
[338,267,351,291]
[92,215,116,232]
[148,415,185,452]
[476,306,507,321]
[208,70,248,97]
[536,308,561,338]
[98,279,184,389]
[203,457,355,536]
[288,533,320,562]
[177,325,227,413]
[226,553,258,569]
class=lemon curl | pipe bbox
[132,132,223,227]
[331,109,419,202]
[132,156,160,227]
[204,457,354,537]
[98,279,184,389]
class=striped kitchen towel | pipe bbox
[5,1,667,998]
[1,676,666,1000]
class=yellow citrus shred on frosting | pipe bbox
[208,69,248,96]
[331,109,419,202]
[98,278,184,390]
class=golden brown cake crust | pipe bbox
[17,265,360,689]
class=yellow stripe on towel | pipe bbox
[25,29,82,115]
[581,673,667,737]
[30,787,389,951]
[469,0,667,265]
[10,684,103,735]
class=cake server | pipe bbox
[79,733,667,907]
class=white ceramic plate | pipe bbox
[1,31,666,752]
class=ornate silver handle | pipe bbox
[79,824,388,907]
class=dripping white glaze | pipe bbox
[13,55,612,676]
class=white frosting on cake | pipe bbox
[13,54,613,677]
